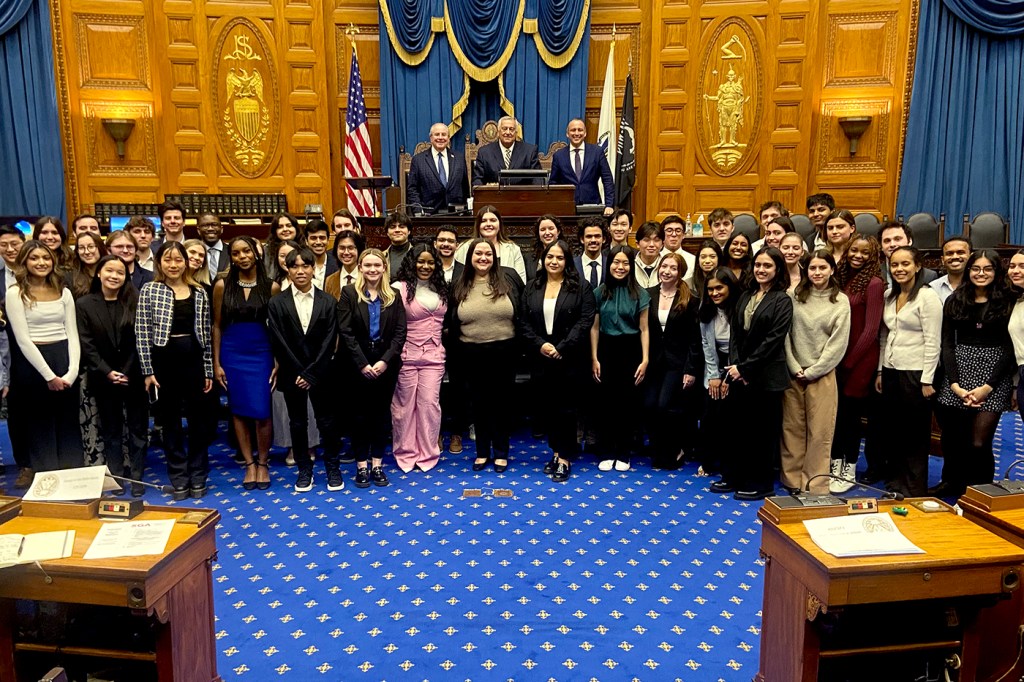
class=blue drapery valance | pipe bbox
[0,0,33,36]
[897,0,1024,240]
[941,0,1024,36]
[379,0,434,53]
[445,0,523,79]
[536,0,588,55]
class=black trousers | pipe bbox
[643,365,685,468]
[93,378,149,482]
[280,380,342,472]
[531,353,585,459]
[880,367,932,497]
[726,382,783,493]
[9,340,81,472]
[441,347,469,435]
[152,336,210,490]
[595,333,642,460]
[349,345,400,462]
[461,339,517,459]
[832,394,867,465]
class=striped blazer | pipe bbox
[135,281,213,378]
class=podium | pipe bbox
[0,505,221,681]
[757,497,1024,681]
[472,184,576,217]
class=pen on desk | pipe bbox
[17,536,24,557]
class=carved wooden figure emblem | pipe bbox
[697,18,763,176]
[213,18,279,178]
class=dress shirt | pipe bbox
[570,144,585,176]
[292,286,314,333]
[368,296,382,341]
[501,143,514,169]
[206,242,223,280]
[4,266,15,290]
[435,151,448,182]
[582,253,604,287]
[313,259,327,290]
[340,266,357,287]
[442,262,456,284]
[928,275,956,305]
[138,249,154,272]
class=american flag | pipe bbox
[345,45,376,216]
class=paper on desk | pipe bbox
[803,512,925,558]
[22,465,121,501]
[0,530,75,567]
[83,519,175,560]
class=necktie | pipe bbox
[437,153,447,186]
[345,275,353,285]
[589,261,599,289]
[643,266,655,279]
[503,146,512,169]
[574,147,583,179]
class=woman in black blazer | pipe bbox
[337,248,407,488]
[76,255,149,496]
[644,252,703,470]
[719,246,793,500]
[521,215,564,284]
[519,240,595,481]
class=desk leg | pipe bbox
[0,599,14,681]
[756,557,819,682]
[154,559,222,682]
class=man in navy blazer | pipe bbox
[473,116,542,186]
[549,118,615,215]
[573,217,612,290]
[407,122,470,214]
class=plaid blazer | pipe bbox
[135,281,213,378]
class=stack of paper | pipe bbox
[84,519,175,560]
[802,513,925,558]
[0,530,76,568]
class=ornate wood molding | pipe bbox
[896,0,921,193]
[48,0,80,213]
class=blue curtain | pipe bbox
[897,0,1024,241]
[0,0,31,35]
[0,0,65,218]
[537,0,588,54]
[941,0,1024,36]
[380,0,434,52]
[445,0,521,71]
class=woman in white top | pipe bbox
[6,240,82,471]
[453,205,527,283]
[1007,250,1024,422]
[876,246,942,496]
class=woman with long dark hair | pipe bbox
[699,268,741,483]
[264,212,303,282]
[876,246,942,497]
[691,240,723,308]
[447,238,522,472]
[934,249,1015,496]
[1007,250,1024,428]
[522,215,564,283]
[391,244,449,473]
[6,240,81,471]
[830,235,884,492]
[77,255,148,496]
[136,242,214,499]
[213,236,279,491]
[644,252,702,469]
[519,240,595,481]
[66,232,108,299]
[780,250,850,494]
[338,248,407,487]
[453,206,527,282]
[717,247,793,499]
[590,245,649,472]
[724,232,752,287]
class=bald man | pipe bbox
[406,122,470,214]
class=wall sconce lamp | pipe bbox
[101,118,135,160]
[838,116,871,157]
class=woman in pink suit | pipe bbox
[390,244,449,472]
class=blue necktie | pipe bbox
[589,261,599,289]
[437,153,447,186]
[574,148,583,179]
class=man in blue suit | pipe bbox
[473,116,542,186]
[549,118,615,216]
[407,122,470,214]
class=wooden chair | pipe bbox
[732,213,761,244]
[963,211,1009,248]
[853,212,882,240]
[900,212,945,249]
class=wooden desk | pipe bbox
[757,497,1024,681]
[0,506,221,682]
[959,485,1024,681]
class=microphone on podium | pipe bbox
[776,474,904,507]
[106,474,175,496]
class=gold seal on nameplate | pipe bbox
[697,18,763,177]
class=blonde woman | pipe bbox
[337,248,407,488]
[183,238,212,294]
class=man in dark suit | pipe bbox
[196,212,229,279]
[472,116,542,186]
[267,246,344,493]
[573,217,611,290]
[0,225,27,485]
[406,122,469,214]
[549,118,615,215]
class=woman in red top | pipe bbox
[829,235,884,493]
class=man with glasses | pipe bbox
[433,227,459,283]
[107,227,153,291]
[0,225,26,484]
[0,225,24,301]
[659,215,696,285]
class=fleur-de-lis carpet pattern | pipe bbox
[1,413,1021,680]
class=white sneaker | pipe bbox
[614,459,630,471]
[829,461,855,494]
[598,459,615,471]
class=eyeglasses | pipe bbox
[970,266,995,274]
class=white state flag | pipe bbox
[597,39,617,202]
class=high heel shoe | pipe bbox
[256,459,271,490]
[242,462,257,491]
[493,458,508,474]
[472,457,489,472]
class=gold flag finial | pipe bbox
[345,23,359,39]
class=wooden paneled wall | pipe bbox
[50,0,913,223]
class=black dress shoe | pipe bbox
[552,460,570,482]
[190,484,207,499]
[354,467,371,488]
[472,458,489,472]
[734,489,771,501]
[171,487,189,501]
[543,454,558,475]
[709,480,735,493]
[130,483,145,498]
[371,466,389,487]
[493,458,508,474]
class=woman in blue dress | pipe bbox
[213,236,280,490]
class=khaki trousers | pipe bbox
[780,370,838,494]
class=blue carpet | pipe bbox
[1,413,1023,680]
